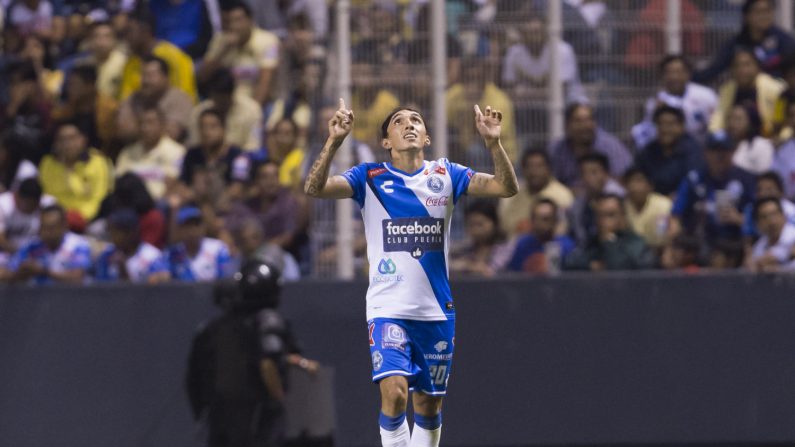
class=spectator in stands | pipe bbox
[263,118,305,190]
[632,55,717,149]
[747,197,795,272]
[771,59,795,141]
[167,205,233,281]
[550,103,632,187]
[149,0,215,60]
[199,0,279,105]
[18,34,62,100]
[564,194,656,271]
[567,153,625,244]
[668,132,756,247]
[5,204,92,284]
[227,160,303,253]
[39,121,112,223]
[7,0,55,40]
[264,56,320,146]
[180,108,251,204]
[449,199,513,277]
[236,217,300,281]
[116,106,186,200]
[506,198,575,274]
[351,84,399,151]
[742,171,795,239]
[623,0,704,83]
[98,173,167,249]
[726,104,773,174]
[635,106,704,196]
[709,48,785,137]
[446,59,517,162]
[93,207,170,283]
[0,178,55,258]
[0,131,38,192]
[187,69,262,152]
[623,168,672,249]
[774,100,795,198]
[117,56,193,143]
[1,60,52,162]
[709,238,746,270]
[662,234,701,272]
[83,21,127,99]
[501,16,586,105]
[119,8,197,101]
[498,148,573,239]
[694,0,795,84]
[52,64,117,156]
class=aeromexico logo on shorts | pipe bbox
[382,217,444,259]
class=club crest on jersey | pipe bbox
[372,351,383,371]
[368,167,388,178]
[427,176,444,193]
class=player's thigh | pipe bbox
[412,391,443,416]
[409,319,455,396]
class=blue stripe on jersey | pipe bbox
[367,171,453,316]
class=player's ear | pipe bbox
[382,138,391,149]
[424,135,431,147]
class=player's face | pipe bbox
[382,110,430,154]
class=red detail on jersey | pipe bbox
[434,166,447,175]
[369,323,375,346]
[466,171,474,178]
[368,167,388,178]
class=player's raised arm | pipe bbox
[466,104,519,198]
[303,98,356,199]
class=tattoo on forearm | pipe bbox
[491,142,519,194]
[304,140,339,196]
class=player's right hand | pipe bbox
[329,97,354,143]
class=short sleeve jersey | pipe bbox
[94,242,169,283]
[9,232,92,285]
[342,158,474,322]
[167,237,233,282]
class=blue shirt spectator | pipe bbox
[149,0,215,59]
[167,206,233,282]
[94,208,170,283]
[507,199,576,274]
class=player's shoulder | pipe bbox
[349,162,387,177]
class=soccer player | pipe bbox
[304,99,518,447]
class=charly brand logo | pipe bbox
[382,217,444,259]
[427,176,444,193]
[434,341,448,353]
[425,195,449,207]
[377,258,397,275]
[380,180,394,193]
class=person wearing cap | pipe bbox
[167,206,233,282]
[93,208,170,284]
[667,131,756,247]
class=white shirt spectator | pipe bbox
[8,0,53,35]
[10,160,38,191]
[773,139,795,199]
[0,191,56,249]
[632,82,718,149]
[501,40,587,104]
[733,136,774,175]
[752,222,795,269]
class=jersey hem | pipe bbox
[365,313,455,322]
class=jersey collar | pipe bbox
[385,161,426,177]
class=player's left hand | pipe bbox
[474,104,502,143]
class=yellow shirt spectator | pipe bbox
[187,94,263,151]
[204,27,279,101]
[498,179,574,238]
[39,148,113,221]
[625,192,672,248]
[352,89,400,145]
[119,41,197,102]
[116,136,186,200]
[278,148,305,190]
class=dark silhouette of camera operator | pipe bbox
[186,260,318,447]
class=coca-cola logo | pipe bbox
[425,196,449,207]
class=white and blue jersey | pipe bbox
[343,158,474,321]
[8,232,92,285]
[94,242,169,283]
[167,237,233,282]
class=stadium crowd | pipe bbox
[1,0,795,285]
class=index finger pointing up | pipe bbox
[339,97,346,111]
[473,104,483,117]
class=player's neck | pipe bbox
[389,150,425,174]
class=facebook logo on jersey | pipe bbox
[382,217,444,258]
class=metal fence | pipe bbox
[303,0,793,278]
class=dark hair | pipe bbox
[41,204,66,220]
[139,104,165,121]
[532,198,558,217]
[564,102,591,124]
[70,64,98,85]
[596,193,625,209]
[0,131,27,190]
[622,166,649,183]
[206,68,236,95]
[17,177,42,201]
[253,159,280,178]
[753,196,783,219]
[652,105,685,124]
[273,117,299,136]
[577,152,610,172]
[742,0,773,16]
[88,20,114,35]
[112,173,155,214]
[520,148,550,168]
[658,54,692,74]
[464,199,505,243]
[381,107,425,139]
[733,46,761,68]
[199,108,226,128]
[757,171,785,194]
[220,0,253,16]
[129,8,157,34]
[143,55,170,76]
[9,60,38,83]
[55,120,87,136]
[673,234,701,253]
[712,238,745,268]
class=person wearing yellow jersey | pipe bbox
[39,122,113,222]
[623,167,673,249]
[264,118,305,190]
[118,9,197,102]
